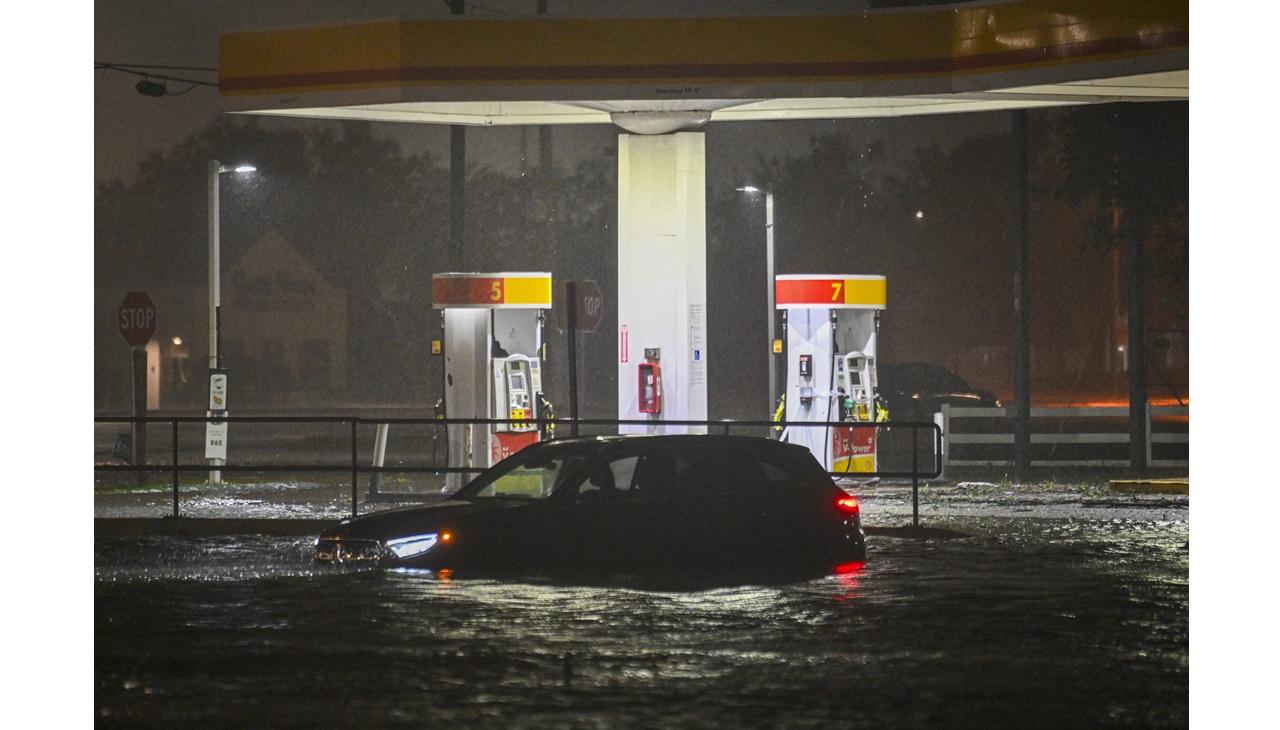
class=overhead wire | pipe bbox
[94,62,219,92]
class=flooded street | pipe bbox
[95,486,1188,728]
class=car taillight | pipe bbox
[835,496,860,515]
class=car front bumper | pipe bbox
[315,537,388,564]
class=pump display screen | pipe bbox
[510,373,525,391]
[849,371,862,386]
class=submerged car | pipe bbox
[316,434,866,576]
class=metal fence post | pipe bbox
[172,419,180,518]
[937,407,949,481]
[371,422,389,495]
[351,419,359,518]
[912,424,920,530]
[1145,401,1153,467]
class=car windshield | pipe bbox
[454,451,587,500]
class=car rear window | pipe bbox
[674,448,766,494]
[758,458,801,486]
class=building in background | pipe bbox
[222,231,349,409]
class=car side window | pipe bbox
[758,458,799,487]
[576,455,640,501]
[630,452,676,499]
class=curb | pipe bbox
[1108,479,1189,495]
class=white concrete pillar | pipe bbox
[616,133,707,434]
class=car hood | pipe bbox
[887,389,1000,405]
[319,499,526,541]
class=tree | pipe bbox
[1051,101,1189,467]
[95,117,621,414]
[95,117,448,410]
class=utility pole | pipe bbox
[1127,214,1148,471]
[449,0,466,266]
[1011,110,1032,472]
[208,159,225,484]
[765,186,777,428]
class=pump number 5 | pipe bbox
[490,280,504,302]
[830,281,843,302]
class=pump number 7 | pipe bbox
[830,281,843,302]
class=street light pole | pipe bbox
[765,185,777,431]
[742,184,778,430]
[208,160,222,373]
[206,160,255,484]
[738,185,779,431]
[208,159,223,483]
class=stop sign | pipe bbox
[575,280,604,333]
[118,291,157,348]
[556,280,604,333]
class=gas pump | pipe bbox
[776,275,886,475]
[493,355,541,433]
[835,352,876,422]
[432,272,553,487]
[832,351,879,474]
[490,353,544,465]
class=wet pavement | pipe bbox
[95,475,1189,728]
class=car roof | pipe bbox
[531,433,809,458]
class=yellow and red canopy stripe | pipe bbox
[776,275,886,309]
[432,273,552,309]
[220,0,1187,96]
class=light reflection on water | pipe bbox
[96,517,1187,728]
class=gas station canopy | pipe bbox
[218,0,1187,131]
[213,0,1188,455]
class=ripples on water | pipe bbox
[96,518,1188,728]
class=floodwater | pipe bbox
[95,494,1189,729]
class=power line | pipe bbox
[95,62,218,92]
[96,61,218,73]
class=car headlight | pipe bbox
[385,533,440,559]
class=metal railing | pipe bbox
[940,403,1189,469]
[94,415,942,525]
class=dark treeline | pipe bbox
[95,117,618,415]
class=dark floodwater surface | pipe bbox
[96,517,1188,729]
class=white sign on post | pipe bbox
[205,370,229,460]
[204,420,228,460]
[208,371,228,410]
